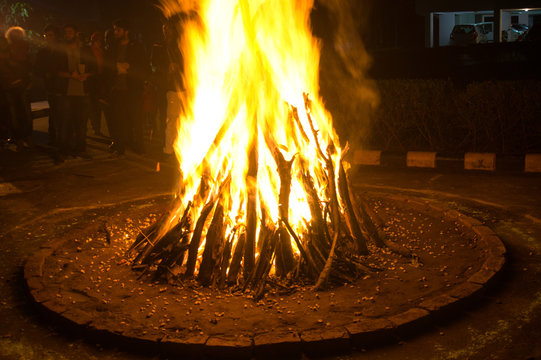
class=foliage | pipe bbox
[0,0,33,28]
[369,79,541,154]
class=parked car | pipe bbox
[450,24,488,46]
[503,24,528,42]
[476,22,494,42]
[520,24,540,43]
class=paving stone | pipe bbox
[205,335,253,359]
[345,317,393,348]
[24,252,47,278]
[161,333,208,359]
[447,282,483,300]
[468,267,497,285]
[472,225,497,238]
[483,254,506,272]
[31,287,58,303]
[62,308,95,326]
[300,327,351,356]
[25,276,44,292]
[386,308,430,334]
[458,216,483,227]
[42,299,68,315]
[483,235,507,257]
[419,294,457,312]
[253,331,302,359]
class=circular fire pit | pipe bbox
[24,193,506,359]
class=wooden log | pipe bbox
[338,161,369,255]
[227,231,245,285]
[289,105,310,143]
[272,149,296,277]
[198,203,225,286]
[300,169,329,255]
[128,197,183,255]
[303,93,326,160]
[151,204,193,279]
[358,198,416,259]
[184,200,216,277]
[153,237,190,281]
[246,225,275,290]
[281,219,320,277]
[325,145,341,231]
[217,234,233,289]
[244,130,258,277]
[134,206,190,266]
[354,195,386,248]
[314,232,339,290]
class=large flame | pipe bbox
[161,0,342,271]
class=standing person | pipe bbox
[4,26,32,151]
[34,25,65,147]
[58,24,96,159]
[152,14,185,161]
[109,18,147,155]
[0,37,12,146]
[87,31,106,137]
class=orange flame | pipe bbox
[161,0,341,266]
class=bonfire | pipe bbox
[128,0,403,298]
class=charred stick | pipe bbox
[303,93,327,161]
[227,231,245,285]
[184,200,216,277]
[281,219,320,277]
[290,105,310,143]
[325,153,341,238]
[301,170,330,255]
[217,234,233,289]
[136,218,185,266]
[355,194,417,260]
[314,232,339,291]
[338,162,369,255]
[354,195,386,248]
[128,198,181,255]
[246,226,275,290]
[244,130,258,276]
[198,203,225,286]
[275,149,296,277]
[254,251,276,301]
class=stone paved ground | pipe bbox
[1,119,540,359]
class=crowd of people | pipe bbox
[0,17,184,161]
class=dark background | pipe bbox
[17,0,424,49]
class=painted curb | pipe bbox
[525,154,541,173]
[352,150,541,173]
[407,151,436,168]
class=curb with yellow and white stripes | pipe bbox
[353,150,541,173]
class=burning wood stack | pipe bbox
[127,0,395,298]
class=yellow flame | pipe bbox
[164,0,341,257]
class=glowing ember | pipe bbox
[129,0,380,295]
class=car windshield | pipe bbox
[453,25,475,34]
[512,24,528,31]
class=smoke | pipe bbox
[315,0,379,150]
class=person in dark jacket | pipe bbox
[108,18,148,155]
[4,26,32,151]
[0,37,12,145]
[87,31,107,137]
[150,13,186,160]
[58,24,97,158]
[34,25,65,146]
